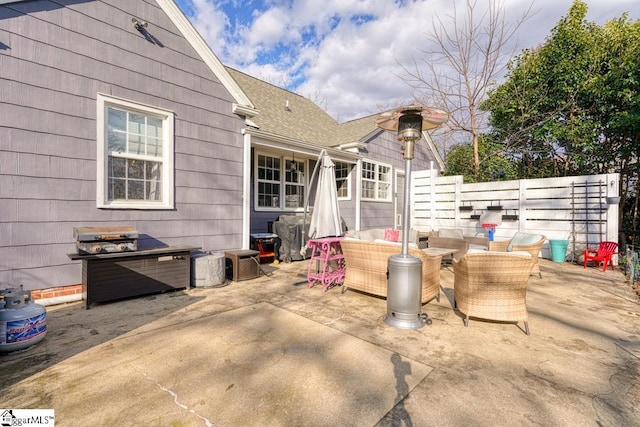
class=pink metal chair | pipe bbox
[583,241,618,272]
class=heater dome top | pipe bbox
[375,105,448,132]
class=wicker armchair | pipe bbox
[488,233,546,278]
[453,253,535,334]
[340,239,442,304]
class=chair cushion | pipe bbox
[507,232,543,252]
[439,228,464,240]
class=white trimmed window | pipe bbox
[285,157,305,208]
[335,161,351,199]
[362,160,391,201]
[257,154,282,208]
[96,94,174,209]
[256,153,306,210]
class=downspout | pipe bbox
[355,159,362,230]
[242,130,252,249]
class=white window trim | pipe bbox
[361,159,392,202]
[335,161,352,201]
[96,93,175,209]
[254,151,308,212]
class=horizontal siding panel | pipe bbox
[0,263,81,291]
[175,187,240,205]
[175,170,241,191]
[0,243,75,271]
[0,175,94,200]
[0,128,95,160]
[3,151,94,180]
[0,104,95,140]
[175,153,242,177]
[176,123,241,148]
[0,222,77,247]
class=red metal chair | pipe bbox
[583,241,618,272]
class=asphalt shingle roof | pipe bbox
[226,67,380,147]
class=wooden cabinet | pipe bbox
[69,246,199,309]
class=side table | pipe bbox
[306,237,345,292]
[225,249,260,281]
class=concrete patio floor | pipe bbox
[1,258,639,426]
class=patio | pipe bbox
[1,258,639,426]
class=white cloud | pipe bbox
[178,0,639,122]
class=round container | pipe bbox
[0,287,47,353]
[549,239,569,263]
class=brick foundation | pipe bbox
[31,284,83,301]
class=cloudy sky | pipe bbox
[174,0,639,122]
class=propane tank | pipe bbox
[0,285,47,353]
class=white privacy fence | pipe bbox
[411,171,620,261]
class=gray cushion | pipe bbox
[439,228,464,240]
[507,232,543,252]
[357,229,384,241]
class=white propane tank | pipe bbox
[0,286,47,353]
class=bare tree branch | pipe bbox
[398,0,535,177]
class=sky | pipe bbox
[174,0,639,122]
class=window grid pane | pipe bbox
[106,106,164,203]
[361,161,391,201]
[335,162,349,198]
[257,155,281,208]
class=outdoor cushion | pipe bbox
[439,228,464,240]
[507,232,544,252]
[384,228,399,242]
[467,248,531,257]
[357,229,383,241]
[373,239,418,249]
[400,229,418,244]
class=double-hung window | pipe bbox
[335,161,351,199]
[96,94,174,209]
[361,160,391,201]
[256,153,305,210]
[257,154,282,208]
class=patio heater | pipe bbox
[376,105,448,329]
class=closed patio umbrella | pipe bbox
[307,149,343,240]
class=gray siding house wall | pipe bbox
[226,68,445,235]
[358,129,439,230]
[0,0,248,290]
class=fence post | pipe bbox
[519,178,527,232]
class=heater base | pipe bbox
[385,254,431,330]
[384,312,431,329]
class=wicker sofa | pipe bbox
[340,238,442,304]
[453,252,536,334]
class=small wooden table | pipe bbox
[422,247,459,264]
[306,237,345,292]
[422,247,459,257]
